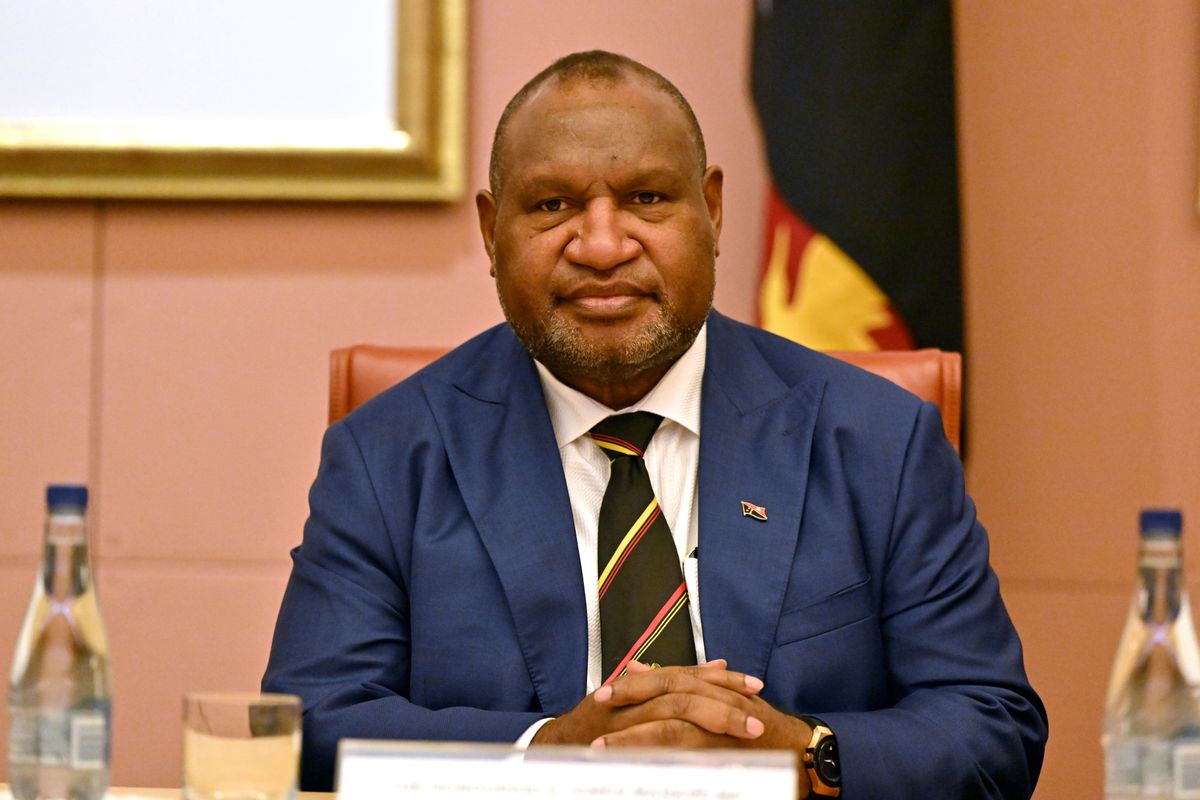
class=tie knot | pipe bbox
[589,412,663,459]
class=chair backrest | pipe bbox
[330,344,962,452]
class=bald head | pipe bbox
[487,50,707,198]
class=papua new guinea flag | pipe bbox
[752,1,962,353]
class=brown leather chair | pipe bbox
[328,345,446,427]
[330,344,962,452]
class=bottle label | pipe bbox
[8,707,37,763]
[1139,538,1182,569]
[1145,739,1173,793]
[1175,741,1200,797]
[6,707,108,769]
[1107,739,1143,793]
[69,710,108,769]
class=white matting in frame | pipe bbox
[0,0,465,201]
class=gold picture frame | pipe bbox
[0,0,465,202]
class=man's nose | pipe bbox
[565,201,641,270]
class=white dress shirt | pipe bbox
[515,322,709,744]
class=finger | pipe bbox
[635,691,766,739]
[597,665,763,707]
[592,717,754,750]
[593,719,707,749]
[595,683,765,740]
[700,658,727,669]
[596,660,650,701]
[617,666,764,703]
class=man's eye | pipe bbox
[633,192,663,205]
[536,199,565,213]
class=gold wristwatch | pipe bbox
[798,716,841,798]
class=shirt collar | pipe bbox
[535,321,707,448]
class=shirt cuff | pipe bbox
[514,717,555,749]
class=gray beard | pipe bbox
[498,293,707,387]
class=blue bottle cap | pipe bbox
[1140,508,1183,537]
[46,484,88,511]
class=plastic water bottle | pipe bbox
[7,485,112,800]
[1104,509,1200,799]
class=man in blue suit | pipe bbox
[264,51,1047,798]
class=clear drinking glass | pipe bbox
[182,692,301,800]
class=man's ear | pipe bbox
[702,165,724,258]
[476,190,498,275]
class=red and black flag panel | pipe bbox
[752,0,962,354]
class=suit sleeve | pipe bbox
[262,420,544,791]
[819,402,1048,799]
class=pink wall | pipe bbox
[956,1,1200,796]
[0,0,766,789]
[1,1,1198,797]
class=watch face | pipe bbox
[815,736,841,785]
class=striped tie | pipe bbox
[590,412,696,685]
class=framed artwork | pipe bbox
[0,0,465,201]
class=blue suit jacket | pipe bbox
[264,311,1047,796]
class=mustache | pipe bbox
[556,278,658,300]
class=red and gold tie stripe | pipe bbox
[603,581,690,686]
[590,412,696,685]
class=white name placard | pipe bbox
[337,740,797,800]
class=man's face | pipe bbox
[476,76,723,405]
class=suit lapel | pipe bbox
[424,329,587,714]
[697,313,824,678]
[419,316,825,701]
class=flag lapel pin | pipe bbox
[740,500,768,521]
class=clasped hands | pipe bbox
[531,659,811,778]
